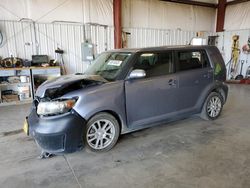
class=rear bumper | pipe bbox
[27,107,86,154]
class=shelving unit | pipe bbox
[0,66,61,106]
[0,99,32,107]
[0,67,33,106]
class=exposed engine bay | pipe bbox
[36,74,107,101]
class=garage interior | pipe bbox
[0,0,250,188]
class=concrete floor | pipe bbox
[0,84,250,188]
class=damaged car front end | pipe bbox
[26,75,109,153]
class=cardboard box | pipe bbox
[2,94,19,102]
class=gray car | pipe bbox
[25,45,228,154]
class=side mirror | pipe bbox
[128,69,146,79]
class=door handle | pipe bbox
[204,72,212,78]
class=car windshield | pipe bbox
[85,52,132,81]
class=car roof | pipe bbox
[108,45,216,53]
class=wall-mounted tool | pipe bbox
[122,31,131,48]
[55,48,66,75]
[235,60,245,80]
[227,35,240,79]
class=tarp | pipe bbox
[224,1,250,30]
[122,0,216,31]
[0,0,113,25]
[0,0,216,31]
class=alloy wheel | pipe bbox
[207,96,222,118]
[86,119,116,150]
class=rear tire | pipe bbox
[200,92,223,121]
[84,112,120,152]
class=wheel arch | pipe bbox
[197,82,228,111]
[86,110,124,134]
[211,88,226,104]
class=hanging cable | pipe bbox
[0,30,3,47]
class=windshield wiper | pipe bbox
[95,69,119,73]
[75,73,84,75]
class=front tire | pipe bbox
[84,113,120,152]
[200,92,223,120]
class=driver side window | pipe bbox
[133,52,173,78]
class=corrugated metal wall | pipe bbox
[1,20,219,74]
[0,21,36,59]
[85,24,114,54]
[0,20,114,73]
[35,22,86,74]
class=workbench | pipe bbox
[0,66,61,106]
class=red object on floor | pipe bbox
[239,79,250,84]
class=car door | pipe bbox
[125,51,179,128]
[174,49,213,112]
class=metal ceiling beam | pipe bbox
[160,0,218,8]
[227,0,250,6]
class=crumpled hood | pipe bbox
[36,74,107,99]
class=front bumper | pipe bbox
[27,107,86,154]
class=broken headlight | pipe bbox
[37,99,76,116]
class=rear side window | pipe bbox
[176,50,209,72]
[133,52,173,78]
